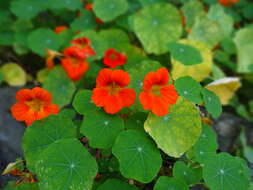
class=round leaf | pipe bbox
[138,0,167,7]
[73,90,99,115]
[234,28,253,73]
[48,0,82,10]
[171,39,213,82]
[11,0,43,20]
[93,0,128,22]
[173,161,202,185]
[144,97,202,157]
[168,42,203,66]
[191,124,218,163]
[112,130,162,183]
[132,3,182,54]
[36,139,98,190]
[175,76,202,104]
[80,110,124,149]
[28,28,62,56]
[201,88,222,118]
[1,63,26,86]
[154,176,189,190]
[203,153,250,190]
[71,11,96,31]
[97,179,138,190]
[22,114,77,172]
[43,66,76,108]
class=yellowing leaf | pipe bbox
[205,77,241,105]
[171,39,213,82]
[1,63,27,86]
[36,68,50,83]
[2,159,23,175]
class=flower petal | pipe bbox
[160,85,179,105]
[111,70,130,87]
[152,96,169,116]
[139,91,154,110]
[118,88,136,107]
[103,95,123,114]
[91,88,109,107]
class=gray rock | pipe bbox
[0,86,26,188]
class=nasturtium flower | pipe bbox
[71,37,96,58]
[61,46,89,81]
[103,48,127,68]
[54,26,68,34]
[219,0,240,6]
[11,87,59,126]
[92,69,136,114]
[139,68,179,116]
[85,3,93,11]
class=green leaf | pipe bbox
[182,0,204,29]
[99,28,130,51]
[173,161,202,185]
[138,0,167,7]
[207,4,234,39]
[73,90,99,115]
[175,76,202,104]
[234,28,253,73]
[125,112,147,132]
[36,139,98,190]
[201,88,222,118]
[191,124,218,163]
[11,0,43,20]
[93,0,128,22]
[1,63,26,86]
[154,176,189,190]
[28,28,62,56]
[43,66,76,108]
[203,153,250,190]
[132,3,182,54]
[188,14,221,49]
[80,110,124,149]
[22,114,77,172]
[144,97,202,157]
[168,42,203,66]
[0,32,14,46]
[70,11,96,31]
[112,130,162,183]
[48,0,82,10]
[97,179,138,190]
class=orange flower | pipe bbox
[92,69,136,114]
[103,48,127,68]
[54,26,68,34]
[219,0,240,6]
[61,46,89,81]
[139,68,178,116]
[71,37,96,58]
[85,3,93,11]
[11,87,59,126]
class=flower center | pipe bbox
[109,53,118,61]
[25,99,44,112]
[107,82,121,95]
[150,85,162,96]
[69,57,81,66]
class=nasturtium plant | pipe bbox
[1,0,252,189]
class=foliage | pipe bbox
[1,0,253,190]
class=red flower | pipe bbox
[11,87,59,126]
[71,37,96,58]
[139,68,178,116]
[61,46,89,81]
[95,18,104,24]
[219,0,239,6]
[103,48,127,68]
[85,3,93,11]
[92,69,136,114]
[54,26,68,34]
